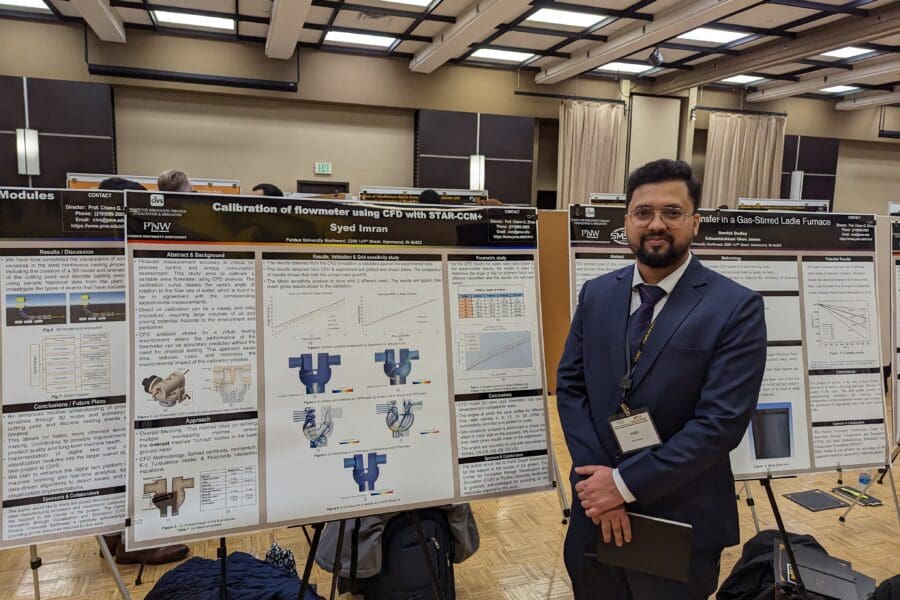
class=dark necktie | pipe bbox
[627,284,667,365]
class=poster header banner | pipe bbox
[0,188,123,240]
[126,192,536,248]
[569,205,875,252]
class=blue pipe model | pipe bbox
[288,352,341,394]
[302,407,333,448]
[344,452,387,492]
[374,348,419,385]
[376,399,422,438]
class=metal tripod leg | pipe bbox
[29,545,41,600]
[95,536,131,599]
[549,448,571,524]
[743,482,761,533]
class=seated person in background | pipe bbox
[252,183,284,197]
[96,176,190,566]
[418,188,441,204]
[158,169,193,192]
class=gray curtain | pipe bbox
[557,100,625,209]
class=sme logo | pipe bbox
[610,227,628,245]
[143,221,172,233]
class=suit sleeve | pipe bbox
[556,282,606,469]
[616,292,767,505]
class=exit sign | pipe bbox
[314,162,332,175]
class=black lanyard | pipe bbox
[619,313,657,416]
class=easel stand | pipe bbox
[296,512,447,600]
[549,448,571,524]
[217,537,228,600]
[759,475,809,599]
[29,545,41,600]
[95,536,131,599]
[838,458,900,524]
[736,481,761,534]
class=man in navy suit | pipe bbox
[557,159,767,599]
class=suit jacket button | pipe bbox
[614,450,622,459]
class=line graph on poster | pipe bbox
[358,293,440,333]
[455,328,535,380]
[266,294,349,338]
[810,301,871,344]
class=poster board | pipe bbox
[736,198,830,212]
[125,192,551,549]
[0,187,127,548]
[568,205,889,479]
[67,172,241,195]
[588,193,626,207]
[359,187,488,204]
[891,221,900,444]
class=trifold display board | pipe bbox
[569,206,889,480]
[892,221,900,444]
[125,192,551,550]
[0,187,127,549]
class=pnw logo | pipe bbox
[143,221,172,233]
[610,227,628,245]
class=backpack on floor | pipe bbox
[871,575,900,600]
[351,509,456,600]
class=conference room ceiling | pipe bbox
[2,0,898,102]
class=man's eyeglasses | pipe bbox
[627,207,695,229]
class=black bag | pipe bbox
[352,509,456,600]
[871,575,900,600]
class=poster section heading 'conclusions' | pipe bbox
[125,191,550,550]
[0,188,127,549]
[891,221,900,445]
[568,205,887,480]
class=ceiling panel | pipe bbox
[626,47,694,63]
[550,0,641,12]
[50,0,80,17]
[304,6,336,25]
[493,31,566,51]
[718,4,817,28]
[787,14,843,32]
[169,0,236,12]
[239,0,274,19]
[299,29,324,44]
[333,10,415,34]
[394,40,427,54]
[873,33,900,46]
[238,21,268,39]
[431,0,472,18]
[556,38,599,54]
[412,20,448,37]
[115,7,153,25]
[763,62,814,75]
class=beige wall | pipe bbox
[628,95,682,174]
[115,88,414,194]
[833,140,900,215]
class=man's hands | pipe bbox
[575,465,632,546]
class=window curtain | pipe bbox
[701,111,786,208]
[557,100,625,209]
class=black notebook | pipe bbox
[593,513,693,583]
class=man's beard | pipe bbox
[630,232,691,268]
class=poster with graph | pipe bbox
[569,205,888,479]
[892,221,900,445]
[126,192,550,548]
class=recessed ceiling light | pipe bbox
[819,85,860,94]
[721,74,763,85]
[324,30,396,48]
[380,0,431,6]
[595,62,653,74]
[821,46,872,59]
[152,10,235,31]
[526,8,608,28]
[677,27,748,44]
[0,0,50,11]
[470,48,535,63]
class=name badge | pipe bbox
[608,408,662,454]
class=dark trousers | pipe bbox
[564,504,722,600]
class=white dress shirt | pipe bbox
[612,252,693,504]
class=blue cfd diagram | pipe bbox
[295,407,333,448]
[374,348,419,385]
[344,452,387,492]
[376,399,422,438]
[288,352,341,394]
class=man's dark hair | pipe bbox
[98,177,147,191]
[418,189,441,204]
[625,159,701,210]
[252,183,284,197]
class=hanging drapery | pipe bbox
[557,100,625,209]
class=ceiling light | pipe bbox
[152,10,235,30]
[595,62,653,74]
[677,27,748,44]
[526,8,607,28]
[821,46,872,59]
[381,0,431,6]
[819,85,860,94]
[470,48,534,63]
[324,30,396,48]
[0,0,50,11]
[721,74,763,85]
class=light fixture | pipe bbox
[470,48,535,63]
[595,62,653,74]
[324,30,397,48]
[15,129,40,176]
[526,8,607,28]
[721,74,763,85]
[819,85,860,94]
[381,0,431,5]
[677,27,748,44]
[649,47,664,67]
[469,155,485,191]
[152,10,235,31]
[0,0,50,10]
[821,46,872,59]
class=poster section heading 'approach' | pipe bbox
[892,221,900,445]
[0,188,127,549]
[569,206,887,480]
[126,192,550,550]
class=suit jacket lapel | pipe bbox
[605,266,633,388]
[629,256,707,392]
